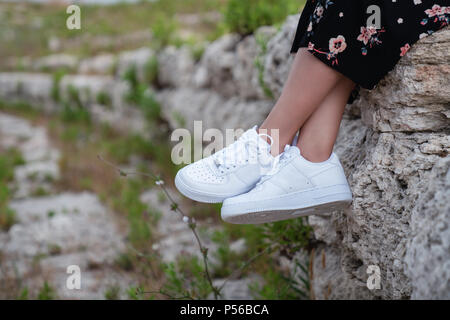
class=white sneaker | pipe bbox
[175,126,275,203]
[221,145,352,224]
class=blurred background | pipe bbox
[0,0,313,300]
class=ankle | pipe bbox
[258,127,294,157]
[299,148,332,163]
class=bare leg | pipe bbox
[297,78,355,162]
[259,48,347,155]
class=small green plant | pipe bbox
[123,66,140,98]
[96,91,112,107]
[0,99,36,116]
[37,281,56,300]
[51,70,66,102]
[109,178,154,246]
[190,43,206,63]
[59,85,91,124]
[115,252,134,271]
[0,204,16,231]
[104,285,121,300]
[172,111,186,128]
[123,66,161,122]
[151,14,178,49]
[0,148,24,181]
[223,0,302,35]
[286,256,311,299]
[79,177,93,190]
[123,66,146,103]
[262,218,313,257]
[143,56,159,85]
[160,257,212,299]
[67,85,84,109]
[251,254,310,299]
[60,103,91,124]
[254,31,274,99]
[31,186,50,197]
[48,243,62,256]
[210,230,242,278]
[17,288,29,300]
[0,148,24,231]
[127,286,145,300]
[139,91,161,122]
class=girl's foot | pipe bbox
[221,145,352,224]
[175,127,275,203]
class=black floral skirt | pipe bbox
[290,0,449,91]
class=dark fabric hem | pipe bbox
[290,44,376,91]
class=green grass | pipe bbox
[161,258,213,299]
[17,288,29,300]
[37,281,56,300]
[223,0,303,35]
[96,91,112,107]
[0,0,226,66]
[210,229,245,278]
[104,285,121,300]
[0,148,25,231]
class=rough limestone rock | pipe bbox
[0,112,60,198]
[404,157,450,299]
[263,14,299,98]
[78,53,116,75]
[307,27,450,299]
[59,74,116,107]
[33,54,79,72]
[194,34,241,98]
[232,26,277,100]
[358,33,450,132]
[1,193,131,299]
[116,47,154,82]
[0,113,131,299]
[157,88,272,134]
[157,46,196,88]
[0,72,53,107]
[155,29,278,132]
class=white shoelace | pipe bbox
[212,132,273,173]
[256,145,293,186]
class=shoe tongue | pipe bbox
[285,145,301,157]
[245,127,271,150]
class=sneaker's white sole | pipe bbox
[221,185,352,224]
[175,172,228,203]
